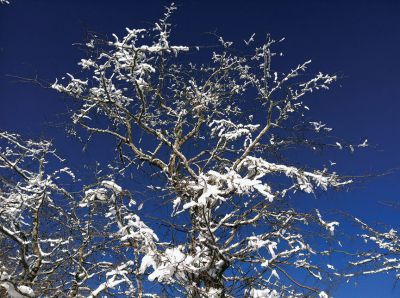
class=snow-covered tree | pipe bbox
[1,4,398,298]
[0,131,73,297]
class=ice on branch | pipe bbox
[316,209,339,236]
[210,119,260,147]
[238,156,352,194]
[309,121,332,133]
[143,246,192,282]
[348,218,400,277]
[180,168,275,212]
[101,180,123,193]
[358,139,368,147]
[119,214,159,243]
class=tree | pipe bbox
[0,4,397,298]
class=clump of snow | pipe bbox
[316,209,339,236]
[249,288,280,298]
[0,282,34,298]
[319,291,329,298]
[101,180,123,193]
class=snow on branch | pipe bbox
[13,3,389,297]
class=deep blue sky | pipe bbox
[1,1,400,297]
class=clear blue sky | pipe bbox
[1,1,400,297]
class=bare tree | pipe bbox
[1,4,396,298]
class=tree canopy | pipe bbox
[1,3,399,298]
